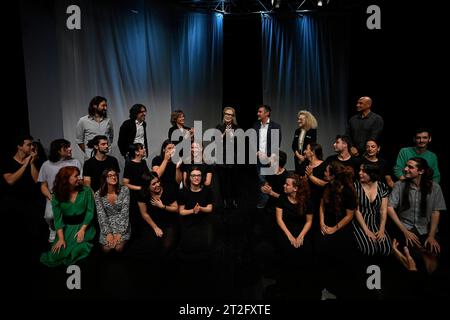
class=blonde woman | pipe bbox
[291,110,318,175]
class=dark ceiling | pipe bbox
[168,0,368,15]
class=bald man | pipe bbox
[346,96,384,157]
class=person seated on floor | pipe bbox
[134,171,179,257]
[40,166,96,266]
[178,167,214,257]
[94,169,130,253]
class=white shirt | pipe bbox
[298,129,306,152]
[134,120,145,145]
[258,118,270,154]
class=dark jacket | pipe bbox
[291,128,317,154]
[118,119,148,157]
[253,119,282,156]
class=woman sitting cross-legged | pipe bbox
[94,169,130,253]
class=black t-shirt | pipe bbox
[325,155,361,180]
[82,155,120,192]
[265,169,289,210]
[138,190,178,226]
[323,185,357,227]
[123,160,150,188]
[178,187,214,226]
[362,157,393,183]
[308,161,327,210]
[151,156,179,194]
[1,158,37,198]
[276,194,313,235]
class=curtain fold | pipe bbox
[262,14,351,169]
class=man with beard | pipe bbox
[83,135,120,192]
[394,128,440,183]
[76,96,114,160]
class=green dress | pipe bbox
[40,186,96,267]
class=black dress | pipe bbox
[151,155,179,198]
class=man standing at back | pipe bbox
[346,96,384,157]
[253,104,282,208]
[118,104,148,160]
[76,96,114,160]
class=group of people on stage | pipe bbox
[1,95,446,299]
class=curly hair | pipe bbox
[323,161,356,215]
[53,166,82,202]
[287,173,310,216]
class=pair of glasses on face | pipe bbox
[190,174,202,178]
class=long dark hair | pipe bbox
[48,139,70,162]
[323,161,356,215]
[98,169,120,197]
[287,173,310,216]
[142,171,161,195]
[400,157,433,217]
[53,166,83,202]
[88,96,107,117]
[127,143,144,161]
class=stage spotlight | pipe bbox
[312,0,330,7]
[271,0,282,9]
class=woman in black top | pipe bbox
[123,143,150,238]
[215,106,240,208]
[178,167,214,256]
[362,139,395,189]
[181,141,213,188]
[151,140,182,198]
[275,174,314,298]
[291,110,318,175]
[318,161,358,298]
[168,110,194,145]
[135,171,179,257]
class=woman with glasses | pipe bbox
[94,169,130,253]
[178,167,214,256]
[215,106,240,208]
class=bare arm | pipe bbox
[83,176,91,187]
[276,207,294,240]
[298,214,313,239]
[138,201,159,229]
[122,178,142,191]
[204,172,212,187]
[40,181,52,200]
[3,156,31,185]
[199,203,213,214]
[179,204,195,216]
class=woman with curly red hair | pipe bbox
[40,166,96,266]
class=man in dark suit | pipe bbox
[253,104,282,208]
[118,104,148,160]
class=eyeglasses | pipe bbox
[190,174,202,178]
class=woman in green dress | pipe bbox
[40,166,96,266]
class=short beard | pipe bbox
[96,109,107,118]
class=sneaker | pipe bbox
[321,288,337,300]
[48,229,56,243]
